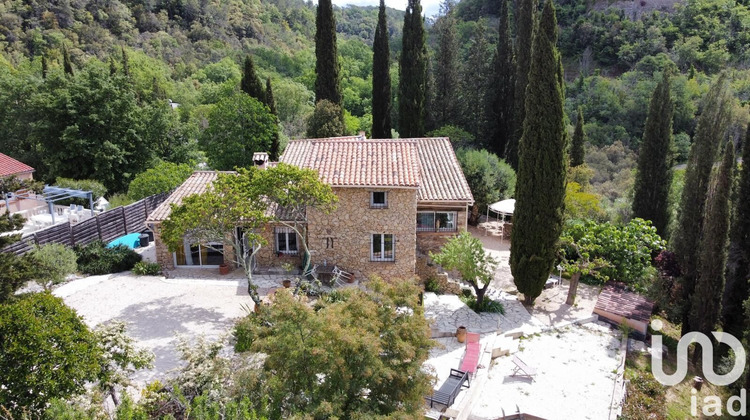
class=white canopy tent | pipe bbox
[486,199,515,221]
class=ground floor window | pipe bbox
[417,211,457,232]
[371,233,394,262]
[276,227,298,254]
[174,240,224,266]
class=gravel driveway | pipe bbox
[54,272,256,384]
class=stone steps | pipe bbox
[490,332,520,359]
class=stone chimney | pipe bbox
[252,152,269,169]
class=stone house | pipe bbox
[147,135,473,280]
[0,152,38,214]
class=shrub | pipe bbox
[459,292,505,314]
[74,241,142,275]
[54,178,107,207]
[132,261,162,276]
[127,161,194,201]
[29,243,78,290]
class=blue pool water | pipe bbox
[107,233,142,249]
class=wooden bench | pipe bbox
[425,369,470,408]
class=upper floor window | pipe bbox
[371,233,395,262]
[417,211,457,232]
[276,227,298,254]
[370,191,388,209]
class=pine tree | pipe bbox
[631,72,674,238]
[432,1,459,129]
[371,0,392,139]
[62,44,74,76]
[506,0,536,170]
[41,55,48,79]
[690,142,735,341]
[510,0,568,305]
[314,0,342,105]
[398,0,428,138]
[121,46,129,78]
[241,55,265,103]
[488,0,515,159]
[570,107,586,167]
[672,73,733,335]
[266,78,281,161]
[722,124,750,339]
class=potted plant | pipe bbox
[219,261,232,275]
[281,262,294,288]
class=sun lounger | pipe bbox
[459,332,481,375]
[511,355,537,381]
[425,369,470,408]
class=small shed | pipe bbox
[594,283,654,336]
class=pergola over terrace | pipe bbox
[13,185,95,224]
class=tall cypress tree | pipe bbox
[690,142,735,341]
[41,55,48,79]
[459,22,492,141]
[632,72,674,238]
[570,107,586,167]
[371,0,392,139]
[506,0,536,170]
[488,0,515,158]
[722,124,750,339]
[314,0,342,105]
[62,44,74,76]
[121,46,129,78]
[398,0,428,138]
[510,0,567,305]
[672,73,732,335]
[432,1,459,129]
[266,78,281,161]
[241,55,265,103]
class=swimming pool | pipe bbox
[107,232,142,249]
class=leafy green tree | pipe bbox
[241,55,265,103]
[241,278,433,418]
[507,0,537,170]
[306,99,346,138]
[431,231,499,307]
[723,124,750,339]
[63,44,74,76]
[432,1,459,129]
[371,0,392,139]
[690,142,735,345]
[510,0,567,305]
[200,91,277,170]
[671,73,732,335]
[429,125,475,149]
[0,293,101,417]
[632,71,674,238]
[41,55,47,79]
[570,107,586,167]
[54,178,108,201]
[314,0,342,105]
[93,321,154,406]
[127,161,194,200]
[29,243,78,290]
[456,148,515,225]
[488,0,515,159]
[398,0,428,137]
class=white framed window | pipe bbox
[416,211,457,232]
[371,233,395,262]
[276,227,298,254]
[370,191,388,208]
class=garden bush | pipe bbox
[74,241,142,275]
[132,261,162,276]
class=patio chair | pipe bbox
[303,263,319,280]
[459,332,481,376]
[510,355,537,381]
[332,266,354,286]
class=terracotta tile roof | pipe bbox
[0,153,34,177]
[281,139,421,188]
[594,283,654,325]
[148,171,229,222]
[281,137,473,203]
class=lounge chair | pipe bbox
[510,355,537,381]
[459,332,481,376]
[425,369,470,408]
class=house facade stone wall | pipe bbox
[306,187,418,280]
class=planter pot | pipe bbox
[219,263,231,275]
[456,326,467,343]
[283,279,292,288]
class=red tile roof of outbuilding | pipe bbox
[0,153,34,177]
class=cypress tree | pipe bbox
[570,107,586,167]
[432,1,459,129]
[398,0,428,138]
[241,56,265,103]
[506,0,536,170]
[109,56,117,76]
[121,46,129,78]
[41,55,48,79]
[314,0,342,105]
[632,71,674,238]
[689,142,735,342]
[62,44,74,76]
[371,0,392,139]
[266,78,281,161]
[722,124,750,339]
[672,73,732,335]
[488,0,515,158]
[510,0,568,305]
[459,22,492,142]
